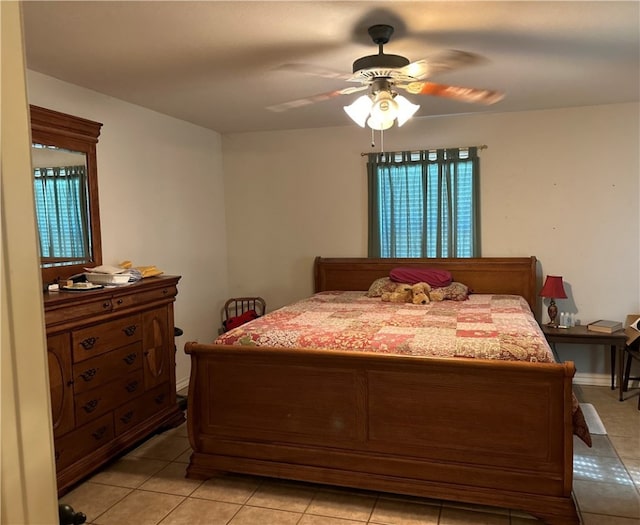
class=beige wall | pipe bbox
[27,71,228,389]
[223,103,640,384]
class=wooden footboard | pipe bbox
[185,343,579,525]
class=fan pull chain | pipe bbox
[369,129,385,154]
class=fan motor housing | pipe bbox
[352,53,410,74]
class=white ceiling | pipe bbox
[22,1,639,134]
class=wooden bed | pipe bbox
[185,257,580,525]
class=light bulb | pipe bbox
[370,91,399,122]
[366,116,394,131]
[343,95,373,128]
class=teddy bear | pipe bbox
[381,283,413,303]
[411,282,431,304]
[411,282,446,304]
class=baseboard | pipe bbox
[573,372,611,387]
[176,377,189,393]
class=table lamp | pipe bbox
[539,275,567,327]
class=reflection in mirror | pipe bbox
[30,105,103,285]
[32,145,91,267]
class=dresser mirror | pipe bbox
[30,105,103,285]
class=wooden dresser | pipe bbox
[44,275,185,495]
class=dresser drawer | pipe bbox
[112,285,178,311]
[72,314,142,362]
[114,383,173,436]
[46,298,113,326]
[54,413,114,470]
[72,342,143,394]
[74,370,145,426]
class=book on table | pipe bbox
[587,319,623,333]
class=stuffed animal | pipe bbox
[411,282,446,304]
[411,282,431,305]
[381,283,413,303]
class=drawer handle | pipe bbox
[123,353,137,365]
[80,337,99,350]
[80,368,98,382]
[120,411,134,424]
[117,299,123,305]
[125,381,139,393]
[123,325,137,337]
[162,289,168,295]
[154,393,166,405]
[92,426,108,440]
[103,302,111,309]
[82,399,100,413]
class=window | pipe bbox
[367,147,480,258]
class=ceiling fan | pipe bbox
[267,24,505,130]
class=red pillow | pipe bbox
[389,267,453,287]
[225,309,258,330]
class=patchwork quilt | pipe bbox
[216,291,555,362]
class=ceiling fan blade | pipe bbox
[399,81,504,105]
[275,63,352,81]
[266,86,368,113]
[398,50,487,81]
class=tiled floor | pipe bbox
[60,385,639,525]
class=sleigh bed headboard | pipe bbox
[313,256,539,317]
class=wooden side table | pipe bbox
[541,324,628,401]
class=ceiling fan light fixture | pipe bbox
[366,115,394,131]
[370,90,399,122]
[395,95,420,127]
[343,95,373,128]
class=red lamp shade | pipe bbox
[539,275,567,299]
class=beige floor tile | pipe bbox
[190,474,261,504]
[59,481,132,523]
[93,489,184,525]
[228,505,301,524]
[573,453,635,485]
[369,497,440,524]
[623,458,640,487]
[442,500,509,516]
[245,479,316,512]
[299,515,368,525]
[599,414,640,438]
[608,435,640,460]
[138,461,203,496]
[439,507,510,524]
[173,449,192,463]
[159,497,241,525]
[89,456,169,488]
[573,479,640,518]
[126,432,191,461]
[306,489,377,521]
[581,512,640,524]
